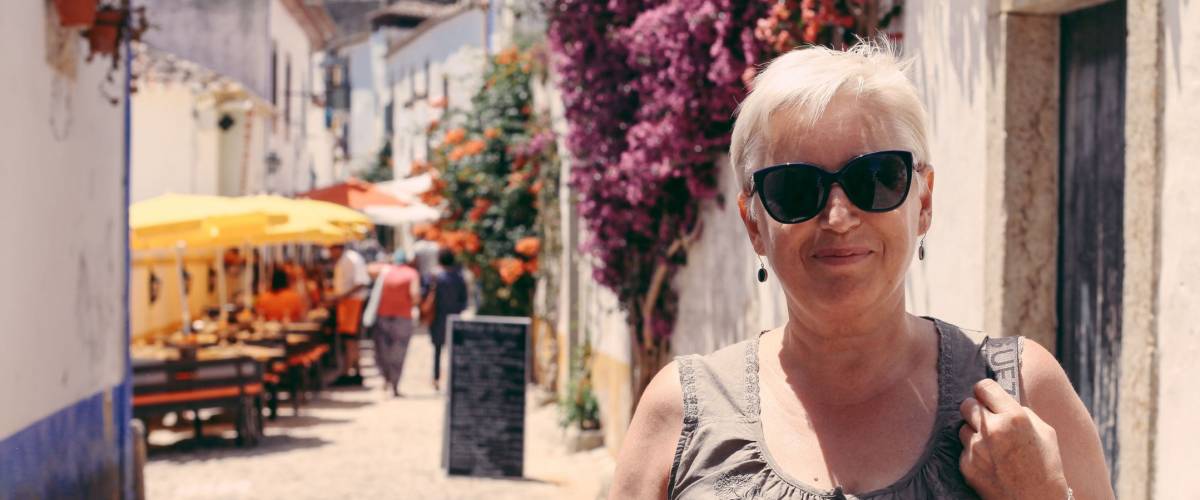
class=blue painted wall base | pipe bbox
[0,384,129,500]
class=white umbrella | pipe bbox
[363,204,441,226]
[376,174,434,203]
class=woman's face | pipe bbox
[739,95,934,320]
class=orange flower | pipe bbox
[463,139,486,157]
[412,223,434,238]
[427,119,440,132]
[484,127,501,139]
[521,105,532,115]
[429,96,448,109]
[467,198,492,222]
[495,257,525,285]
[423,226,442,241]
[425,193,446,206]
[443,127,467,146]
[524,258,539,275]
[464,232,481,253]
[495,47,519,66]
[529,180,543,195]
[448,146,466,162]
[439,230,472,253]
[506,170,526,189]
[515,237,540,257]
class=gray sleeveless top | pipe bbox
[668,318,1018,499]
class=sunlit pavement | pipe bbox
[144,332,613,499]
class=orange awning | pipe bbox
[297,177,406,209]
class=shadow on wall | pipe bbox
[905,0,986,132]
[1165,0,1187,92]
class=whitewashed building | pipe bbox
[0,2,131,496]
[384,4,487,176]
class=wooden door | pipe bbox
[1057,0,1126,479]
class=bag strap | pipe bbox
[982,336,1023,402]
[361,266,391,328]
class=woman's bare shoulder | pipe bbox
[635,360,685,433]
[608,361,685,499]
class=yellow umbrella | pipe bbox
[290,199,372,241]
[130,194,290,251]
[239,196,362,245]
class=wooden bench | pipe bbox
[132,356,264,447]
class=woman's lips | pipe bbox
[811,247,873,266]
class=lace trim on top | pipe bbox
[678,356,699,426]
[744,335,762,417]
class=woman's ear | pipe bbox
[917,166,935,235]
[738,191,768,255]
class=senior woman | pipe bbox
[610,42,1113,499]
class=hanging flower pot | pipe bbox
[84,6,124,61]
[53,0,98,28]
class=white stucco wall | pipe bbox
[347,38,380,171]
[671,158,789,356]
[267,0,314,195]
[901,0,989,331]
[387,10,487,176]
[0,3,126,438]
[132,82,216,202]
[1155,1,1200,495]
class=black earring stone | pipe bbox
[757,266,768,283]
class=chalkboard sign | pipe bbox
[442,315,529,478]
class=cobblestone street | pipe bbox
[144,332,613,500]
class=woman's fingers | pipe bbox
[959,396,984,432]
[973,378,1022,414]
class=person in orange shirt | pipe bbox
[257,267,305,322]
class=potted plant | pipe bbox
[84,5,123,61]
[559,342,604,451]
[53,0,98,28]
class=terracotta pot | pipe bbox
[85,8,123,58]
[53,0,98,28]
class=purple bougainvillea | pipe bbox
[547,0,773,342]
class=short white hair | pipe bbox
[730,40,931,193]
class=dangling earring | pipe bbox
[757,257,768,282]
[918,236,927,261]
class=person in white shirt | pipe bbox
[329,244,369,383]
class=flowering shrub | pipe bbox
[423,45,560,317]
[548,0,773,348]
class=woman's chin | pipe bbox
[787,277,889,313]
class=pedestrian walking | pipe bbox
[363,250,421,397]
[424,248,467,390]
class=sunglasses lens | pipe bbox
[760,167,825,223]
[841,153,911,211]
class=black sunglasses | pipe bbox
[750,150,915,224]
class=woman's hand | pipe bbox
[959,378,1071,500]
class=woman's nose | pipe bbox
[819,184,861,233]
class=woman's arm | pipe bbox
[609,361,684,500]
[1022,340,1115,499]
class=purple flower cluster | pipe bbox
[548,0,772,340]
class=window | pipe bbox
[285,53,293,137]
